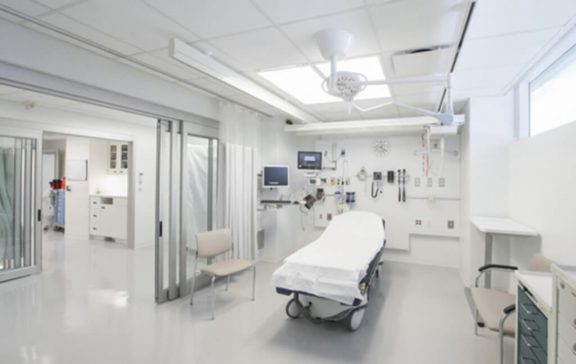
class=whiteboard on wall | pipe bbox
[66,159,88,181]
[313,135,461,251]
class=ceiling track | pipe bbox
[436,0,477,112]
[0,3,273,118]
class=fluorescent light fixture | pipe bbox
[259,56,391,105]
[284,115,464,136]
[169,38,321,123]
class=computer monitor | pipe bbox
[297,151,322,170]
[263,165,289,188]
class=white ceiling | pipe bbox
[0,0,575,121]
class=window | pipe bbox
[530,45,576,136]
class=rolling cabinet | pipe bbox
[551,266,576,364]
[514,271,554,364]
[89,195,127,241]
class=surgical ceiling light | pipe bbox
[169,38,321,123]
[315,29,458,125]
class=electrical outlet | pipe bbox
[439,177,446,188]
[415,219,422,226]
[447,220,455,229]
[414,177,421,187]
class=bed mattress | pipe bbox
[272,211,385,305]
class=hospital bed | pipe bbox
[272,211,386,331]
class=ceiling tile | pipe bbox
[208,28,308,72]
[453,87,503,102]
[394,91,444,108]
[457,28,559,71]
[250,0,364,24]
[61,0,198,51]
[453,65,524,92]
[132,48,205,80]
[142,0,271,39]
[369,0,465,52]
[389,83,445,97]
[467,0,576,40]
[281,9,380,62]
[38,12,141,55]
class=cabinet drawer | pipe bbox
[518,334,544,364]
[558,279,576,321]
[557,336,576,364]
[518,288,548,336]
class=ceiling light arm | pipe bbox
[349,99,394,113]
[344,73,449,87]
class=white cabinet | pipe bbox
[108,142,129,175]
[551,265,576,364]
[89,196,127,241]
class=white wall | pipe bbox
[64,137,90,239]
[315,135,462,268]
[459,94,516,286]
[0,99,158,248]
[257,119,318,262]
[508,120,576,266]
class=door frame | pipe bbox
[0,127,42,283]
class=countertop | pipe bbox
[515,270,554,317]
[90,194,128,199]
[470,216,539,237]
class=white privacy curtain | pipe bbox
[216,102,260,261]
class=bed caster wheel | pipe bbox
[286,298,303,319]
[346,307,366,332]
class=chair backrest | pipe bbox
[196,228,232,258]
[528,253,553,273]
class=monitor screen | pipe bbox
[297,151,322,170]
[263,166,289,187]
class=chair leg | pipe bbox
[190,269,197,306]
[211,275,216,320]
[226,275,230,291]
[498,312,512,364]
[251,265,256,301]
[474,309,479,336]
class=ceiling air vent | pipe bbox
[391,45,453,77]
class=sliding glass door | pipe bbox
[155,120,218,303]
[0,130,42,282]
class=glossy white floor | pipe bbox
[0,231,510,364]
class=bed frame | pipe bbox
[276,220,386,331]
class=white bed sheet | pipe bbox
[272,211,385,305]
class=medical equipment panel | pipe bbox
[297,151,322,170]
[263,165,289,188]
